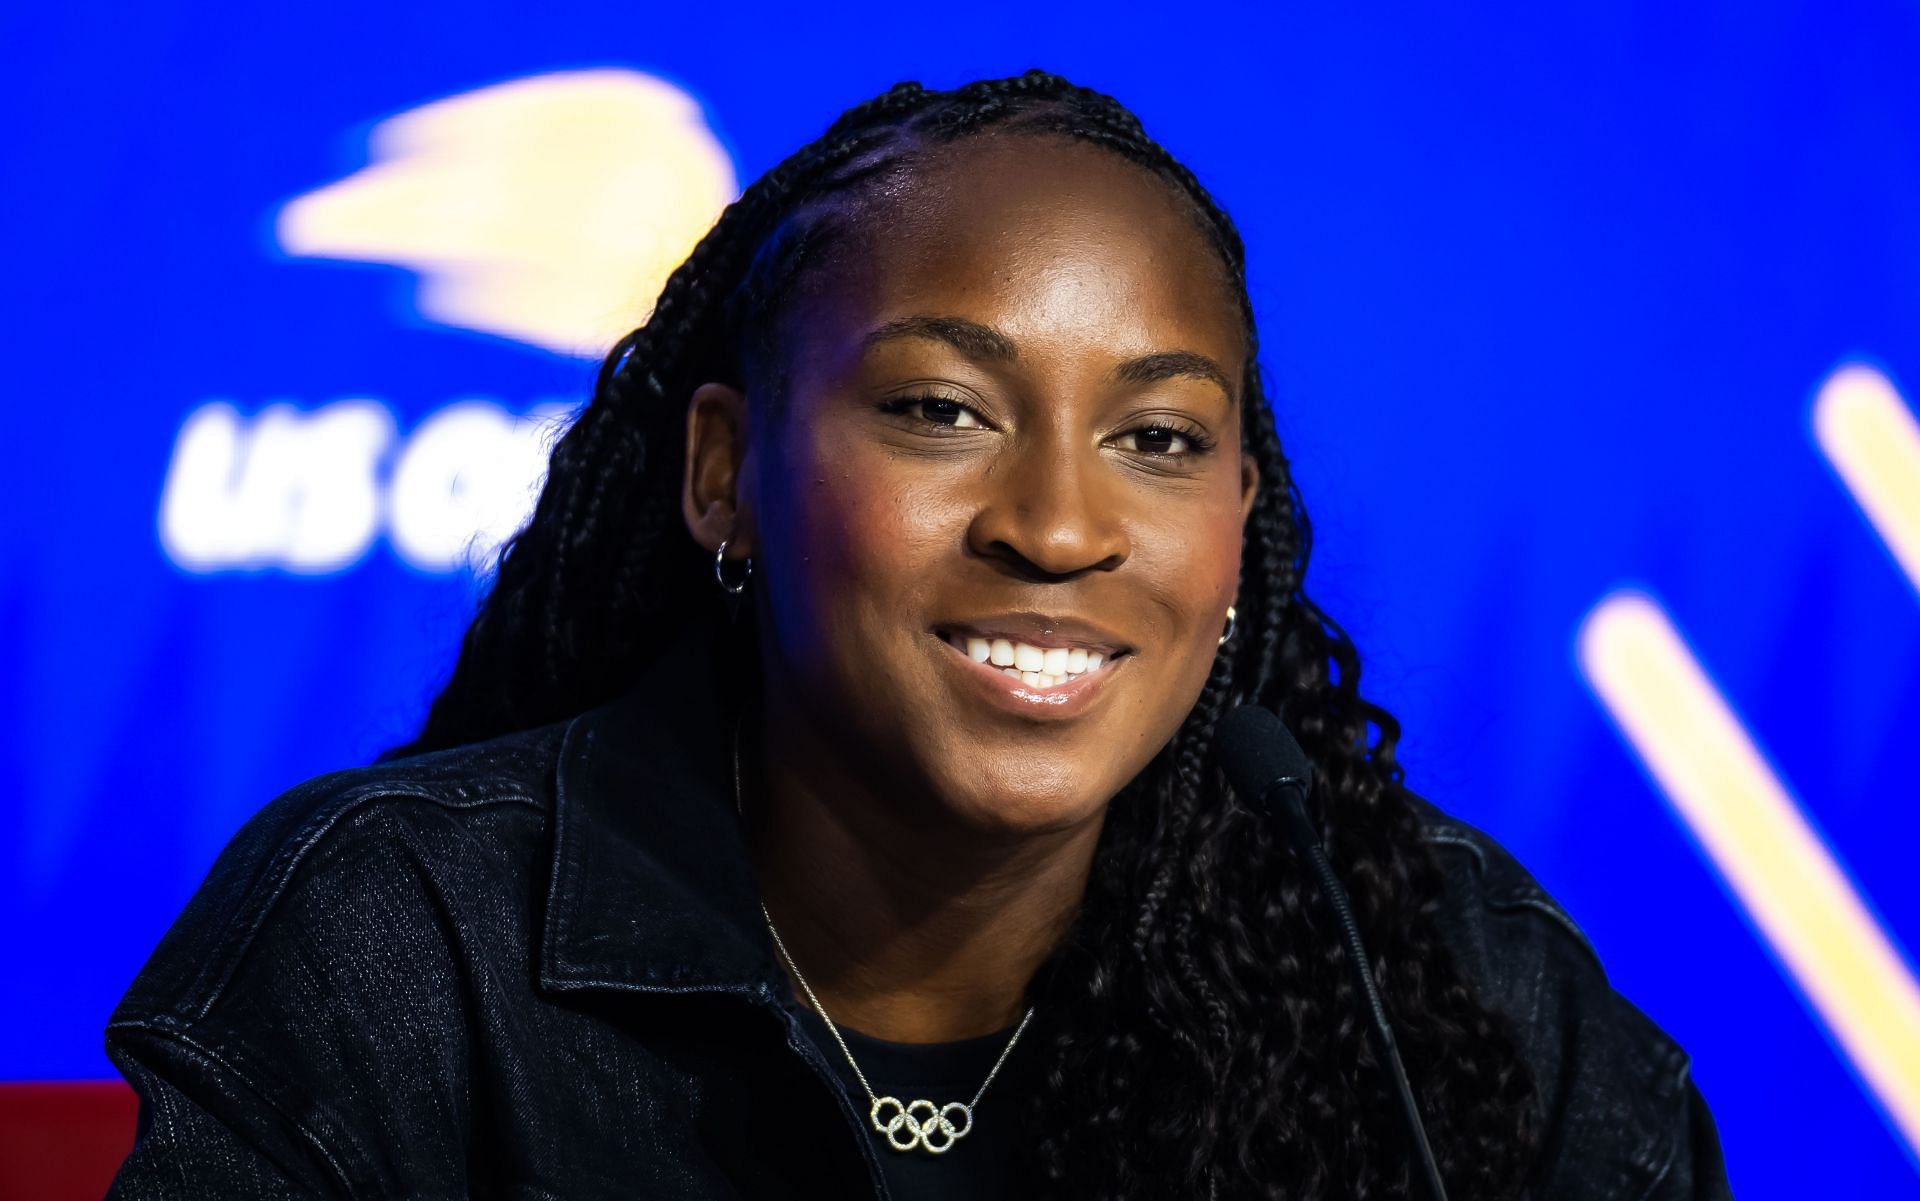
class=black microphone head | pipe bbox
[1215,704,1313,809]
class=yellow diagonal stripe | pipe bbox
[1579,591,1920,1157]
[1815,364,1920,598]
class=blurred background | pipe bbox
[5,2,1919,1195]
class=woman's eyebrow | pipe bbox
[1110,351,1235,403]
[863,315,1019,361]
[863,314,1235,403]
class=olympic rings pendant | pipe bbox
[870,1095,974,1154]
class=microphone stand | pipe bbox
[1272,789,1449,1201]
[1217,704,1448,1201]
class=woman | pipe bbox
[106,72,1732,1199]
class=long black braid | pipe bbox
[388,71,1540,1199]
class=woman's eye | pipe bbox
[1116,425,1202,456]
[921,399,986,428]
[885,396,989,429]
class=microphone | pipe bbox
[1215,704,1449,1201]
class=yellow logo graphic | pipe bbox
[1579,363,1920,1161]
[276,69,737,359]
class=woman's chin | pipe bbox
[929,770,1115,841]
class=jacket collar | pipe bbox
[538,633,782,999]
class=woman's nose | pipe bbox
[965,436,1130,579]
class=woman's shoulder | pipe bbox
[1403,790,1608,973]
[1402,790,1730,1199]
[110,718,573,1036]
[1403,787,1683,1067]
[101,718,597,1195]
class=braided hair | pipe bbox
[390,71,1541,1199]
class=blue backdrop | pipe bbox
[6,4,1919,1195]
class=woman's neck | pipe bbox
[744,715,1105,1045]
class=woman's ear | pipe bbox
[682,382,754,554]
[1239,449,1261,526]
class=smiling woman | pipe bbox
[103,73,1733,1200]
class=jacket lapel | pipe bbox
[538,636,777,999]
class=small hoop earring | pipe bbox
[1218,605,1237,647]
[713,538,752,595]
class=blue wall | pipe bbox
[5,4,1918,1194]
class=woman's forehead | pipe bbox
[792,136,1246,371]
[850,136,1223,282]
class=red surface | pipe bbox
[0,1081,137,1201]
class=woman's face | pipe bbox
[700,135,1256,838]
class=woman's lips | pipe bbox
[933,632,1126,719]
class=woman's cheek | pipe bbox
[1142,505,1242,696]
[805,445,966,584]
[765,424,880,570]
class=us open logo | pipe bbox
[158,69,737,576]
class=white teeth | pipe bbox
[952,632,1120,686]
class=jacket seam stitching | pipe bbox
[1630,1058,1691,1201]
[182,788,539,1023]
[109,1017,365,1199]
[1419,828,1602,965]
[540,713,593,989]
[1419,826,1488,870]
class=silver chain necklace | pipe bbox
[762,901,1035,1155]
[732,729,1036,1156]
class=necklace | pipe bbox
[732,728,1036,1156]
[762,902,1035,1155]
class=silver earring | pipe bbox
[713,538,752,595]
[1218,605,1237,647]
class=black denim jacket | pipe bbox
[105,642,1733,1199]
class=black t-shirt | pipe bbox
[791,1003,1034,1200]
